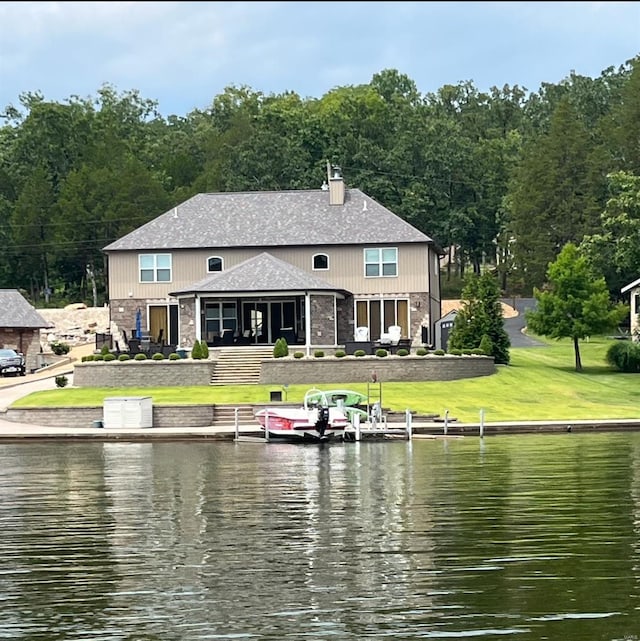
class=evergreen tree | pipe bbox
[448,271,511,364]
[508,99,602,291]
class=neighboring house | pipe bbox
[0,289,51,371]
[621,277,640,341]
[103,166,443,352]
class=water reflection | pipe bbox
[0,434,639,639]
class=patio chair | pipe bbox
[388,325,402,345]
[355,326,369,341]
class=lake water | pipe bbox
[1,433,639,640]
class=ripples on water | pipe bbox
[0,433,639,640]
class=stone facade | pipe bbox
[178,297,197,347]
[109,299,143,343]
[309,294,336,344]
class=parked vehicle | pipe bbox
[0,348,26,377]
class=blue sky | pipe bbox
[1,1,638,118]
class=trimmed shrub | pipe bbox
[152,352,165,360]
[606,341,640,372]
[104,353,116,361]
[118,354,130,361]
[462,349,473,355]
[100,344,111,356]
[314,350,325,358]
[334,349,346,358]
[134,353,148,360]
[396,348,409,357]
[293,351,305,359]
[471,348,484,355]
[191,339,203,360]
[449,348,462,356]
[51,341,70,356]
[375,348,388,357]
[479,334,493,356]
[200,341,210,359]
[415,347,428,356]
[434,349,446,356]
[169,353,180,360]
[273,338,289,358]
[354,350,366,357]
[55,375,68,388]
[94,354,105,361]
[82,355,95,362]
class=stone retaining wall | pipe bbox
[72,355,494,387]
[73,360,215,387]
[5,405,217,428]
[260,355,495,384]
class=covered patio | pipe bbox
[170,253,350,353]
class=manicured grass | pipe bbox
[12,336,640,422]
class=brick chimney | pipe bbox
[326,161,345,205]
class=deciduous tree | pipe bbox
[526,243,628,371]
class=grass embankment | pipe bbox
[12,336,640,423]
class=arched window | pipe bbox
[207,256,223,272]
[313,253,329,270]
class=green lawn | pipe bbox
[12,336,640,423]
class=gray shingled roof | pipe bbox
[0,289,51,328]
[103,188,432,252]
[170,253,349,296]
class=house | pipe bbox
[0,289,51,371]
[102,166,443,353]
[621,277,640,341]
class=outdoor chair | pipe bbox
[355,326,369,341]
[388,325,402,345]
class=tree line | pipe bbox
[1,57,638,307]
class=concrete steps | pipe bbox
[210,347,274,385]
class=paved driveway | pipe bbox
[501,297,545,348]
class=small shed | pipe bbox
[103,396,153,429]
[621,277,640,341]
[434,310,458,351]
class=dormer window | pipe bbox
[207,256,223,272]
[313,253,329,271]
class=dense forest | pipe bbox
[1,56,639,307]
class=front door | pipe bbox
[243,302,269,344]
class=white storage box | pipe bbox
[103,396,153,429]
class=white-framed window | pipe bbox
[139,253,171,283]
[313,253,329,270]
[207,256,223,272]
[364,247,397,277]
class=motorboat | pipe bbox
[254,387,363,443]
[303,388,368,408]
